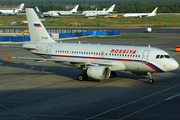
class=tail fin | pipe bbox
[26,8,55,43]
[16,3,24,12]
[35,6,40,12]
[151,7,158,14]
[148,7,158,16]
[70,5,79,13]
[107,4,115,12]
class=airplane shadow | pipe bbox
[0,59,152,83]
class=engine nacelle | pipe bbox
[131,71,148,76]
[87,66,111,80]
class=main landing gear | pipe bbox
[78,71,117,81]
[148,72,154,84]
[78,74,88,81]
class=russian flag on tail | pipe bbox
[34,22,41,27]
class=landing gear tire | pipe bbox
[78,74,84,81]
[110,71,116,78]
[148,79,154,84]
[78,74,88,81]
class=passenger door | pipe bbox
[142,50,150,64]
[46,45,52,58]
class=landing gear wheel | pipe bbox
[110,71,116,78]
[78,74,88,81]
[78,74,84,81]
[148,79,154,84]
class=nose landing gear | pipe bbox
[148,72,154,84]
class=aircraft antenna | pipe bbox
[148,44,151,48]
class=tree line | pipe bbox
[25,3,180,13]
[1,0,180,6]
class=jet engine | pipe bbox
[87,66,111,80]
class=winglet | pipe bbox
[6,54,12,61]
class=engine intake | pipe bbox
[87,66,111,80]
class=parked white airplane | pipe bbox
[7,8,179,84]
[35,6,59,17]
[82,4,115,16]
[48,5,79,15]
[85,8,97,17]
[36,5,79,17]
[0,3,24,15]
[123,7,158,18]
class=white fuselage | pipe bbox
[82,11,110,16]
[24,42,179,73]
[0,10,18,15]
[123,13,155,18]
[48,11,73,15]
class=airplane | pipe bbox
[82,4,115,16]
[6,8,179,84]
[123,7,158,18]
[35,6,60,17]
[85,8,97,17]
[0,3,24,15]
[104,13,118,18]
[48,5,79,15]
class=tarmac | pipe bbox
[0,28,180,120]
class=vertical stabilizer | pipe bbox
[107,4,115,12]
[16,3,24,12]
[70,5,79,13]
[35,6,40,12]
[26,8,55,43]
[148,7,158,16]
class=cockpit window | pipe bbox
[156,55,160,58]
[156,54,171,59]
[160,55,164,58]
[164,55,170,58]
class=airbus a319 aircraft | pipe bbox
[123,7,158,18]
[7,8,179,84]
[0,3,24,15]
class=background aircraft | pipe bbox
[123,7,158,18]
[6,8,179,84]
[82,4,115,16]
[48,5,79,15]
[35,5,79,17]
[35,6,60,17]
[0,3,24,15]
[104,13,118,18]
[85,8,97,17]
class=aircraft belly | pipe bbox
[124,61,155,72]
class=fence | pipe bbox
[0,30,120,42]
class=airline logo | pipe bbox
[17,3,24,11]
[110,49,136,54]
[34,22,41,27]
[153,7,158,14]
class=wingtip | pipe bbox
[6,54,12,61]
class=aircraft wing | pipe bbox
[6,54,113,66]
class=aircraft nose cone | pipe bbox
[169,59,179,71]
